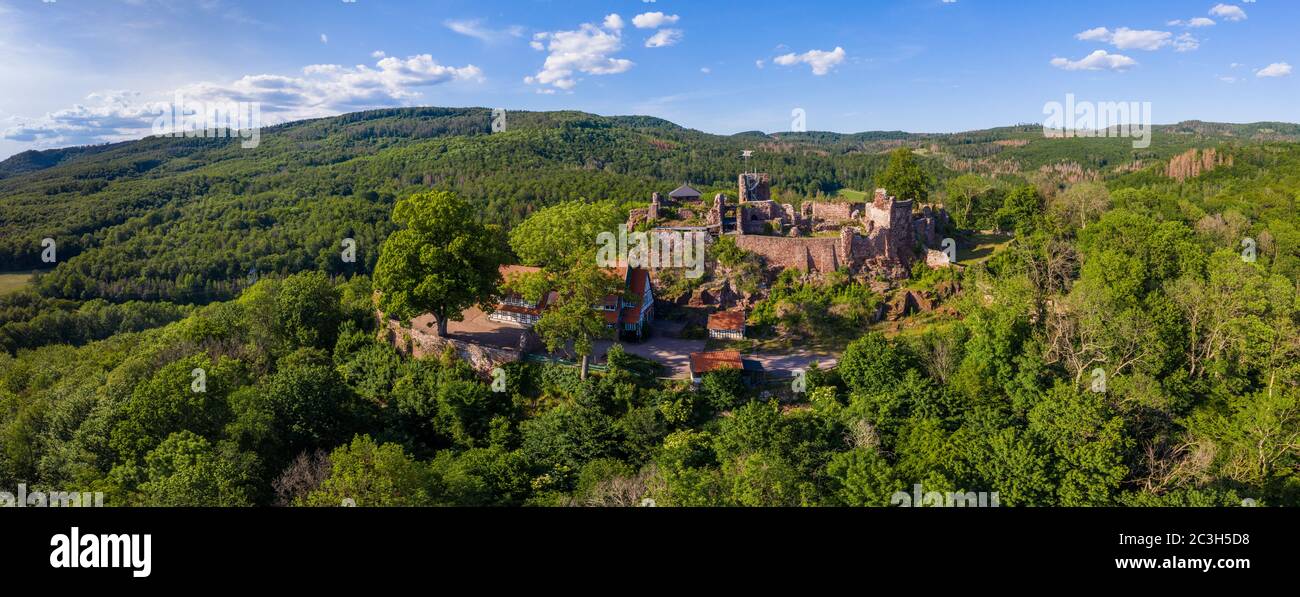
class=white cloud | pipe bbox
[773,47,846,75]
[1076,27,1112,42]
[526,17,633,91]
[700,67,711,74]
[632,12,679,29]
[1257,62,1293,78]
[184,54,483,114]
[1075,27,1173,51]
[1169,17,1216,27]
[755,59,765,69]
[1210,4,1247,21]
[3,54,484,145]
[645,29,683,48]
[1,91,158,144]
[320,33,328,44]
[444,19,525,44]
[1050,50,1138,71]
[1210,4,1248,21]
[1173,33,1200,52]
[1102,27,1164,50]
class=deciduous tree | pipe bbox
[374,190,507,336]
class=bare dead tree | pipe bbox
[1044,286,1157,390]
[571,465,661,507]
[845,418,881,452]
[272,449,332,507]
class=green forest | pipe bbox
[1,107,1298,506]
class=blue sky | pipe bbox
[0,0,1296,159]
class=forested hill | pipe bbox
[3,106,1300,509]
[0,106,1295,304]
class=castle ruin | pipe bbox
[628,172,949,280]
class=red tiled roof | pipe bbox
[496,265,548,314]
[690,350,743,375]
[601,266,653,327]
[627,268,649,297]
[707,310,746,331]
[499,264,542,280]
[621,307,644,325]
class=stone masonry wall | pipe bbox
[735,235,844,273]
[811,202,861,226]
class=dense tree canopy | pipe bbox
[508,200,626,270]
[1,109,1299,507]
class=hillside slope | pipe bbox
[0,107,1292,303]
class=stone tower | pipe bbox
[738,173,771,203]
[707,193,725,227]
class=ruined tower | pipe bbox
[707,193,725,228]
[738,173,771,203]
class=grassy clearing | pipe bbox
[956,231,1014,265]
[829,188,869,202]
[0,271,35,295]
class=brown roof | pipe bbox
[707,310,746,331]
[690,350,743,375]
[600,266,653,326]
[499,264,542,280]
[496,265,549,314]
[621,306,645,325]
[627,268,649,297]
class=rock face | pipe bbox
[1167,148,1232,182]
[685,280,745,310]
[934,279,961,299]
[379,317,522,375]
[926,249,952,269]
[886,290,935,320]
[687,287,716,307]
